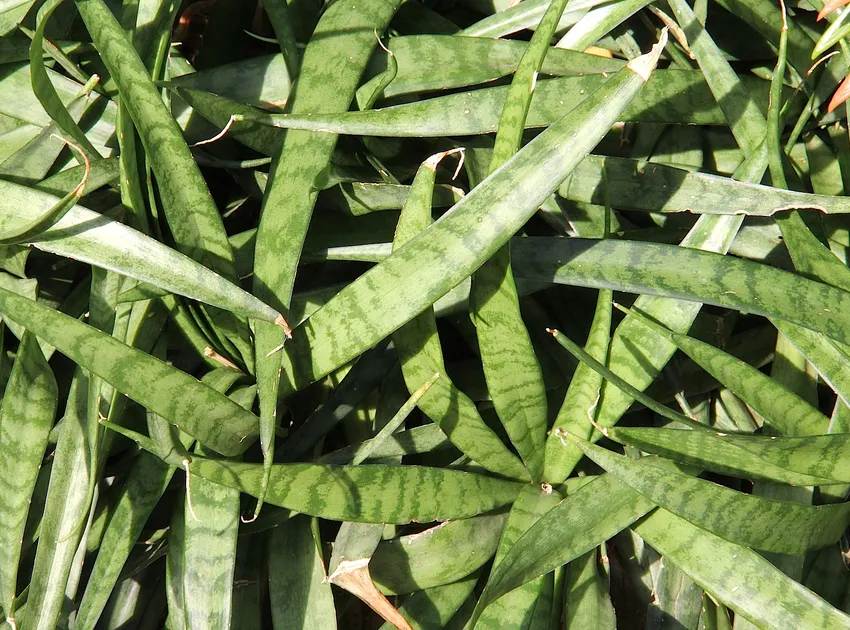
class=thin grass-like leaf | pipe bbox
[29,0,100,160]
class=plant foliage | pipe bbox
[4,0,850,628]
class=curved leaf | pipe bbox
[75,0,237,278]
[371,513,507,594]
[0,180,283,324]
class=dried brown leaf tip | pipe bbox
[828,72,850,113]
[274,313,293,339]
[818,0,850,20]
[329,560,414,630]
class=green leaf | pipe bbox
[557,154,850,216]
[633,509,850,628]
[469,0,566,482]
[188,459,522,523]
[251,0,403,519]
[268,515,336,630]
[668,0,768,155]
[558,0,655,52]
[543,289,612,485]
[280,44,663,390]
[392,152,528,481]
[460,0,591,38]
[19,368,91,630]
[179,371,248,630]
[0,152,89,244]
[0,332,57,620]
[475,485,562,629]
[511,238,850,353]
[356,34,624,101]
[29,0,100,159]
[618,304,830,436]
[377,574,479,630]
[371,513,507,595]
[603,427,840,486]
[0,287,259,456]
[473,474,654,622]
[564,550,616,630]
[0,182,284,324]
[239,70,781,136]
[75,0,237,278]
[570,436,850,553]
[74,449,179,629]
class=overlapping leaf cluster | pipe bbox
[4,0,850,627]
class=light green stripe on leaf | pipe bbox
[251,0,402,518]
[74,0,237,278]
[188,459,521,524]
[0,332,57,619]
[618,304,830,436]
[236,71,777,135]
[280,43,662,389]
[570,436,850,553]
[605,427,840,486]
[472,473,654,624]
[20,369,91,630]
[0,287,258,456]
[0,180,282,324]
[511,238,850,357]
[469,0,567,482]
[634,510,850,628]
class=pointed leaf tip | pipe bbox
[818,0,850,20]
[627,27,668,81]
[828,73,850,113]
[274,313,293,338]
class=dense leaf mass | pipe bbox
[4,0,850,628]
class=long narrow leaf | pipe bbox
[0,287,259,455]
[0,332,57,620]
[280,41,664,389]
